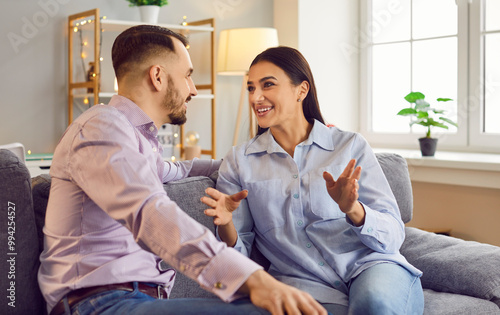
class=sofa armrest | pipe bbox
[401,227,500,307]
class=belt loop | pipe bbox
[63,295,71,315]
[157,285,164,299]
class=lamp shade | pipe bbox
[217,27,279,76]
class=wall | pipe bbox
[274,0,359,132]
[0,0,273,158]
[407,182,500,247]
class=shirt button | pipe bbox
[306,243,312,248]
[334,280,341,287]
[152,147,157,152]
[292,174,298,179]
[318,262,325,266]
[293,193,299,199]
[149,126,155,132]
[297,220,303,226]
[367,227,373,233]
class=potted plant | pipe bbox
[397,91,458,156]
[126,0,169,24]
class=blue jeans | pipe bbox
[68,283,269,314]
[322,263,424,315]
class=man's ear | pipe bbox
[149,65,163,92]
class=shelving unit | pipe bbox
[67,9,217,159]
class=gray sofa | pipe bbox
[1,148,499,314]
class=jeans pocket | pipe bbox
[72,288,139,315]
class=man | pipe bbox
[38,25,327,315]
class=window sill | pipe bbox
[372,148,500,189]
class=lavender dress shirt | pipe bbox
[38,95,261,313]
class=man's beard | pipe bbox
[163,76,188,125]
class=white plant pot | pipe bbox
[139,5,160,24]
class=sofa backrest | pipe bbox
[0,150,413,305]
[0,149,46,314]
[375,152,413,223]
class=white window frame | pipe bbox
[360,0,500,154]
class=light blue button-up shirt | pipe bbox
[216,120,422,305]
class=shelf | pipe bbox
[100,19,214,33]
[68,9,217,159]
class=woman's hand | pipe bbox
[201,188,247,247]
[323,159,365,226]
[201,187,248,226]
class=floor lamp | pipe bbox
[217,27,279,146]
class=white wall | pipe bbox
[0,0,273,159]
[274,0,359,132]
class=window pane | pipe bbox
[485,0,500,31]
[372,43,411,132]
[484,34,500,133]
[413,37,458,134]
[372,0,410,43]
[413,0,457,39]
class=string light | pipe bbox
[83,97,89,104]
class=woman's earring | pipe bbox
[297,98,302,102]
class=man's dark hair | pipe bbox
[250,46,325,135]
[112,25,188,79]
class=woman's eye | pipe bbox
[247,86,255,92]
[263,81,274,88]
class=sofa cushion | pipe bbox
[31,174,51,253]
[0,150,46,314]
[162,175,219,299]
[423,289,500,315]
[375,153,413,223]
[401,227,500,308]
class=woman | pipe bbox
[202,47,424,314]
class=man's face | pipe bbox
[161,38,197,125]
[162,75,189,125]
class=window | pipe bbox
[360,0,500,153]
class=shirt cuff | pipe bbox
[196,246,263,302]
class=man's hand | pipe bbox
[323,159,365,226]
[201,187,247,226]
[240,270,327,315]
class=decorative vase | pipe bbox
[418,137,438,156]
[139,5,160,24]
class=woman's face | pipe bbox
[247,61,303,131]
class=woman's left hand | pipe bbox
[323,159,362,215]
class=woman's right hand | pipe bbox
[201,187,248,226]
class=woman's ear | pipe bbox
[298,80,310,101]
[149,65,163,92]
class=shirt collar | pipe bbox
[108,95,156,131]
[245,119,334,156]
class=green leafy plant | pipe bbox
[126,0,168,7]
[397,91,458,138]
